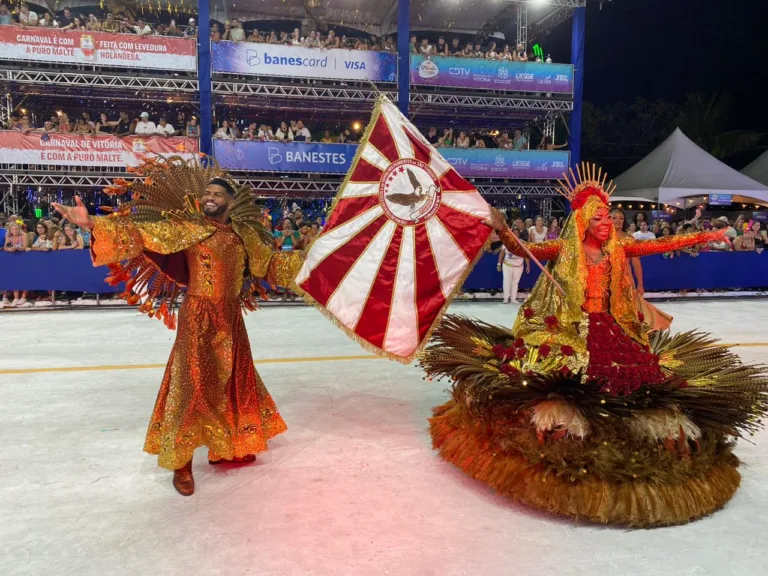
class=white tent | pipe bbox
[741,150,768,186]
[612,128,768,204]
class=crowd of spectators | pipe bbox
[3,109,199,138]
[0,4,199,38]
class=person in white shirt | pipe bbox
[497,229,530,303]
[528,215,548,243]
[294,120,311,143]
[633,221,656,241]
[19,5,39,26]
[155,117,175,137]
[258,124,274,141]
[133,18,153,36]
[275,121,294,142]
[134,112,156,135]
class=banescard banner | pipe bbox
[211,41,398,82]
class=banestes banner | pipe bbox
[0,132,199,167]
[0,27,196,71]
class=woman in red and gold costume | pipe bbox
[420,164,768,527]
[53,157,302,496]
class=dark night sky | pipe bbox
[544,0,768,134]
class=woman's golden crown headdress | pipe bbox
[555,162,616,210]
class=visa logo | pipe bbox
[345,61,367,70]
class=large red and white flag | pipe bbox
[294,96,491,363]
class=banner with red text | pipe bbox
[0,132,199,167]
[0,27,196,71]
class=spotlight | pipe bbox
[352,121,362,132]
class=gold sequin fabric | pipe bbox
[143,226,286,470]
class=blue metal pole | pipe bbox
[565,6,585,217]
[396,0,410,116]
[198,0,213,157]
[568,6,585,172]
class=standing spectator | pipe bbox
[497,228,529,304]
[248,28,264,42]
[87,14,101,31]
[214,120,236,140]
[733,230,756,252]
[55,223,84,250]
[547,217,560,240]
[419,38,433,55]
[210,23,221,42]
[462,43,473,57]
[435,36,449,56]
[455,130,470,148]
[473,137,486,149]
[274,218,300,251]
[134,112,156,135]
[227,19,245,42]
[32,222,53,251]
[515,43,528,61]
[0,4,12,25]
[74,117,94,134]
[426,127,439,145]
[633,221,656,240]
[242,122,258,140]
[439,128,454,147]
[39,12,57,28]
[275,121,293,142]
[185,18,197,38]
[290,28,301,46]
[19,5,40,26]
[528,215,548,243]
[2,222,30,307]
[166,19,183,37]
[497,131,514,150]
[113,112,131,136]
[715,216,738,240]
[155,117,175,137]
[473,43,484,58]
[15,114,34,134]
[409,35,418,54]
[513,217,529,241]
[451,37,462,55]
[101,13,119,33]
[486,42,499,59]
[71,16,87,31]
[258,124,274,141]
[320,130,334,144]
[186,116,200,138]
[325,30,341,49]
[303,30,321,48]
[538,135,567,150]
[58,112,72,133]
[294,120,311,143]
[56,8,74,30]
[133,18,153,36]
[500,45,513,60]
[95,113,115,134]
[38,120,58,135]
[384,37,396,52]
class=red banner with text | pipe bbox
[0,27,196,71]
[0,132,199,167]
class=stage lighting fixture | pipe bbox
[352,121,362,131]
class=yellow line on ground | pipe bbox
[1,344,766,376]
[0,354,382,375]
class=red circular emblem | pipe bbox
[379,158,442,226]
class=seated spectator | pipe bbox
[426,127,439,145]
[214,120,236,140]
[134,112,156,135]
[55,223,84,250]
[19,4,39,26]
[32,222,53,251]
[500,45,513,60]
[633,221,656,240]
[155,117,175,137]
[320,130,334,144]
[486,41,499,59]
[185,18,197,38]
[455,130,470,148]
[133,18,153,36]
[275,121,294,142]
[294,120,311,143]
[186,116,200,138]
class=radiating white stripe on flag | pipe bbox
[383,226,419,357]
[340,182,379,199]
[361,143,390,172]
[441,192,492,219]
[426,217,470,299]
[294,206,383,285]
[380,99,415,160]
[325,220,397,330]
[429,150,453,178]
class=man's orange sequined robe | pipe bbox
[91,215,302,470]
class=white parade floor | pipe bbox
[1,301,767,576]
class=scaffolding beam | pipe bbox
[0,68,198,92]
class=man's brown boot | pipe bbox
[173,459,194,496]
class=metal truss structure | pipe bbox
[516,4,529,49]
[0,68,198,93]
[409,92,573,111]
[504,0,586,7]
[212,80,395,102]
